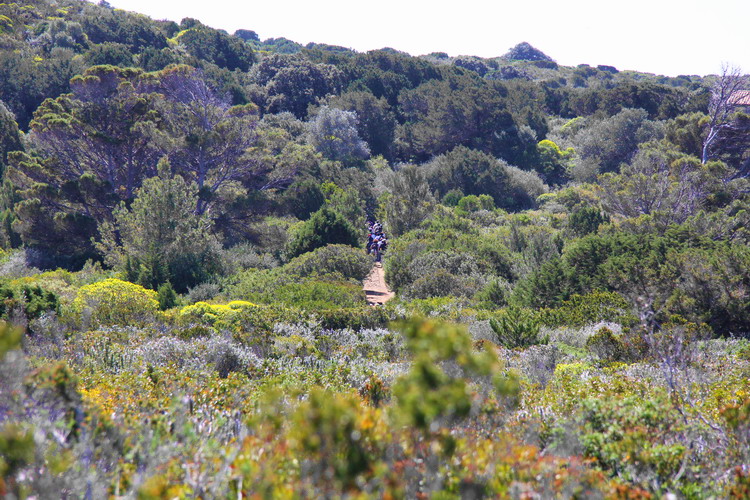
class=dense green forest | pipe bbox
[1,0,750,497]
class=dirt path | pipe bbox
[363,262,395,306]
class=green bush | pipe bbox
[538,291,636,328]
[474,278,510,309]
[442,189,464,207]
[316,307,391,330]
[456,194,495,214]
[270,280,365,310]
[393,318,520,432]
[568,206,609,236]
[585,326,626,362]
[285,244,371,281]
[286,207,360,259]
[0,283,59,322]
[157,282,178,311]
[283,178,325,219]
[405,269,478,300]
[489,307,548,348]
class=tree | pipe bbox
[571,108,663,174]
[6,65,166,264]
[502,42,554,62]
[396,75,529,164]
[97,158,220,292]
[322,182,367,229]
[326,91,396,159]
[245,112,321,192]
[381,165,434,237]
[83,42,134,67]
[307,106,370,164]
[156,65,260,215]
[21,65,165,200]
[176,25,255,71]
[251,54,343,118]
[598,142,731,230]
[665,112,707,158]
[536,139,572,185]
[0,101,22,172]
[234,29,259,43]
[424,146,509,202]
[0,47,83,130]
[702,64,749,164]
[423,146,543,211]
[7,65,261,263]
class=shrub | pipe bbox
[157,282,178,311]
[474,278,511,309]
[0,283,59,324]
[393,318,520,432]
[270,280,365,310]
[489,307,548,348]
[538,291,636,328]
[283,178,325,220]
[285,244,371,281]
[177,300,256,329]
[503,164,548,210]
[184,282,222,304]
[316,307,391,330]
[286,207,359,259]
[442,189,464,207]
[71,279,158,327]
[219,243,279,275]
[405,269,480,300]
[568,206,609,236]
[585,326,626,363]
[456,194,495,214]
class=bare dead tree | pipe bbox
[702,64,749,164]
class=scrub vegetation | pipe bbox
[0,1,749,497]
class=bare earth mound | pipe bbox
[363,262,395,306]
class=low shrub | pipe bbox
[177,300,257,330]
[226,267,365,310]
[474,278,511,309]
[0,283,59,325]
[538,291,636,328]
[271,280,365,309]
[405,269,480,300]
[316,307,391,330]
[184,282,222,304]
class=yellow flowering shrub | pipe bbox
[71,279,158,327]
[177,300,256,328]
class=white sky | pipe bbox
[103,0,749,77]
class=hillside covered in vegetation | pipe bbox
[1,0,750,497]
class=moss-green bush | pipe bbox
[316,307,391,330]
[538,291,636,328]
[226,260,366,311]
[285,244,371,281]
[285,207,359,259]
